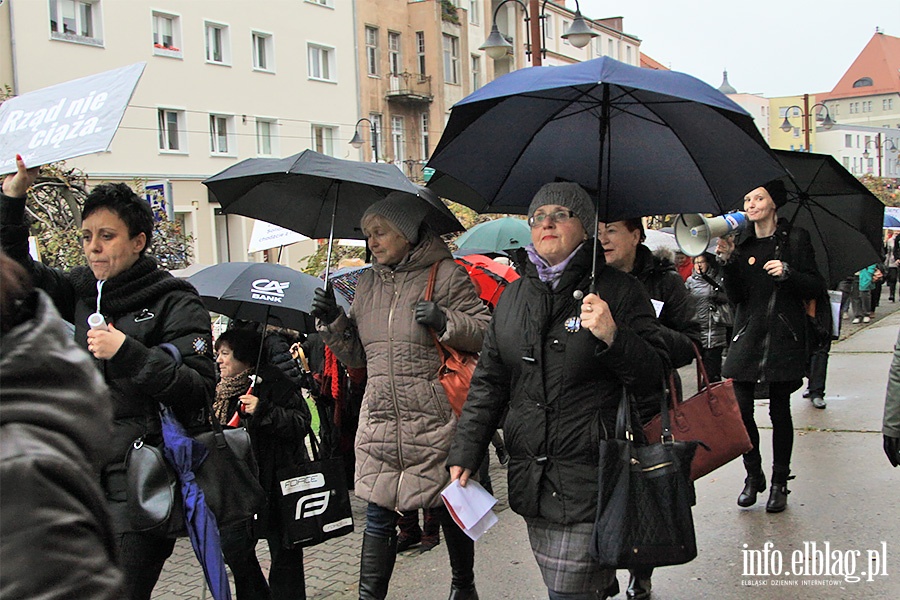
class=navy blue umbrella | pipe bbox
[160,407,231,600]
[427,57,786,221]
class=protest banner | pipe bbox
[0,62,146,172]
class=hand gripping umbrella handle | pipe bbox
[226,382,255,427]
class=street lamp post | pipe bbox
[779,93,835,152]
[480,0,598,67]
[349,117,379,163]
[863,132,899,178]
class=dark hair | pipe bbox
[215,328,262,367]
[0,251,34,335]
[82,183,154,255]
[621,218,646,243]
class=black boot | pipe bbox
[421,507,442,552]
[441,508,478,600]
[358,532,397,600]
[766,467,793,513]
[737,460,766,507]
[627,567,653,599]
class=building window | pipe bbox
[209,114,234,155]
[594,36,602,56]
[252,32,274,71]
[843,156,850,170]
[469,0,479,25]
[391,116,405,165]
[845,134,852,148]
[416,32,427,75]
[561,20,570,44]
[49,0,102,44]
[308,44,336,81]
[626,46,632,64]
[369,113,383,161]
[157,108,185,152]
[152,11,181,55]
[388,32,401,75]
[852,77,873,88]
[205,22,230,64]
[312,125,335,156]
[443,34,459,84]
[544,14,554,38]
[256,119,277,156]
[608,38,614,58]
[366,27,379,76]
[471,54,481,90]
[420,112,430,159]
[792,127,800,138]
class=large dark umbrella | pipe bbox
[773,150,884,288]
[426,57,786,221]
[203,150,464,275]
[159,407,231,600]
[186,262,349,334]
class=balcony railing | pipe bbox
[386,72,433,105]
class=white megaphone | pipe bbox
[674,212,749,257]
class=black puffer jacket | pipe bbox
[1,291,124,599]
[721,219,824,383]
[448,244,667,524]
[1,194,217,531]
[224,364,311,535]
[629,244,700,368]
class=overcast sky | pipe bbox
[578,0,898,97]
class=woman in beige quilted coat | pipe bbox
[312,192,491,600]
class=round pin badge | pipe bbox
[748,256,756,265]
[564,316,581,333]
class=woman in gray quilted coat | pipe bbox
[312,192,491,600]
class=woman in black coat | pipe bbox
[716,179,825,514]
[448,183,668,600]
[214,327,311,600]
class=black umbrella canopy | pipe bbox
[427,57,787,221]
[203,149,463,239]
[773,150,884,288]
[186,262,350,333]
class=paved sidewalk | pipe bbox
[155,288,900,599]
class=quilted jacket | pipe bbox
[317,232,491,512]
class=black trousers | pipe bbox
[806,339,831,397]
[117,531,176,600]
[734,379,802,471]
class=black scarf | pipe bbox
[71,255,198,315]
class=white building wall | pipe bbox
[816,125,900,179]
[4,0,355,269]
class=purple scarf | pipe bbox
[525,242,585,290]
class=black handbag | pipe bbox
[276,427,354,548]
[590,389,699,569]
[125,403,267,538]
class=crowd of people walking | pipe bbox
[1,150,896,600]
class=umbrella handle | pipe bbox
[226,383,254,427]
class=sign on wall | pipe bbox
[0,62,146,172]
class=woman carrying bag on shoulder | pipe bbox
[685,252,731,383]
[215,327,312,600]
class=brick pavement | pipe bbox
[153,451,510,599]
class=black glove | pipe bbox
[885,435,900,468]
[311,283,340,323]
[415,301,447,334]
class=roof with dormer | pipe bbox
[819,32,900,101]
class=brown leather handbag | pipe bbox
[643,345,752,481]
[425,261,478,417]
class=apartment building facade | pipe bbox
[1,0,359,269]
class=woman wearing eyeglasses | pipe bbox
[448,182,668,600]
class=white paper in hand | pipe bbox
[441,479,499,541]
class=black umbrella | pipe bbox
[186,262,350,334]
[203,150,464,276]
[773,150,884,288]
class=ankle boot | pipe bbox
[421,507,442,552]
[737,462,766,507]
[766,467,793,513]
[358,532,397,600]
[396,512,422,552]
[626,567,653,599]
[441,508,478,599]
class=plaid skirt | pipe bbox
[525,518,616,595]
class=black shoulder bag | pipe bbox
[590,388,699,569]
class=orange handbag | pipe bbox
[425,261,478,417]
[643,345,752,481]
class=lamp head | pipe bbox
[561,12,598,49]
[780,117,793,133]
[481,23,513,60]
[349,130,364,149]
[821,112,835,130]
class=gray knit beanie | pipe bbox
[527,182,595,235]
[361,192,428,245]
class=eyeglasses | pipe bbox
[528,210,576,228]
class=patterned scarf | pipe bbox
[525,241,586,290]
[214,367,254,424]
